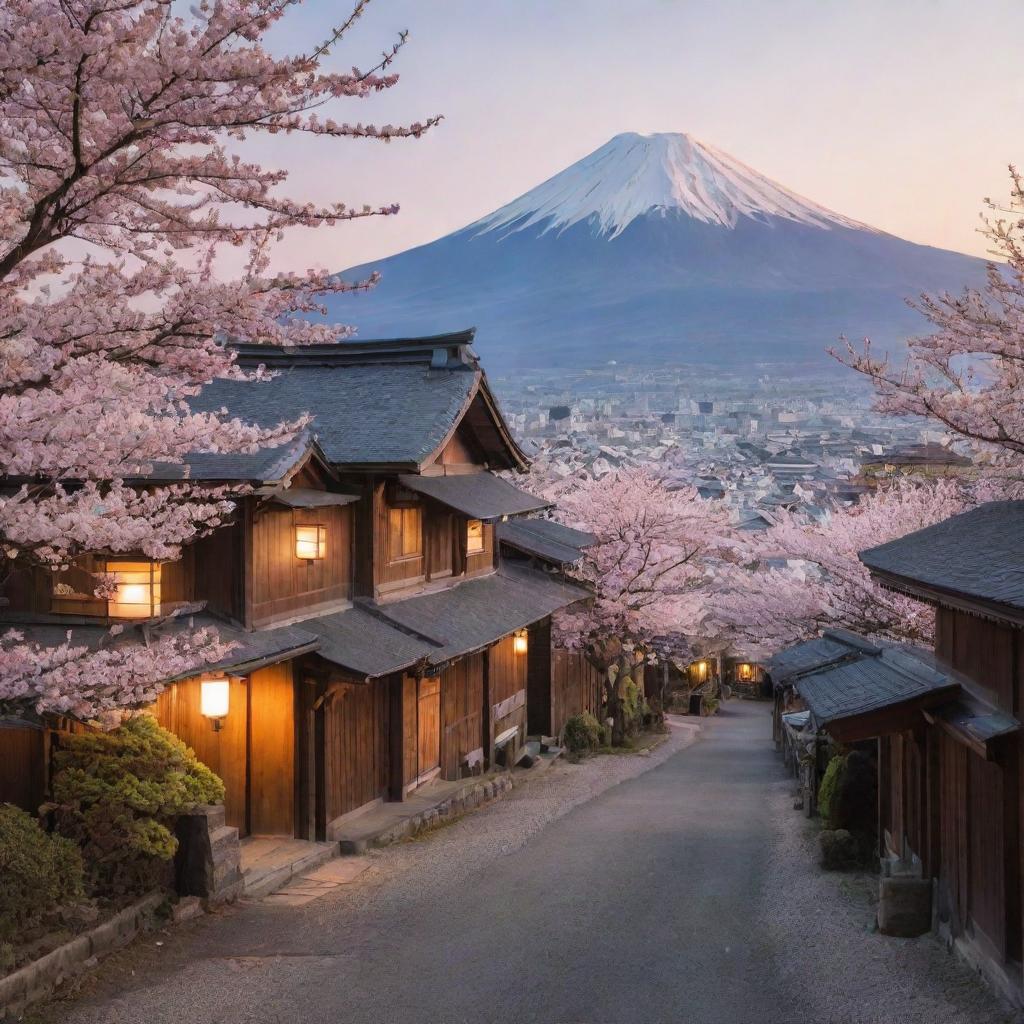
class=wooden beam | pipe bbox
[387,673,406,802]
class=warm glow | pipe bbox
[738,663,753,681]
[201,679,230,720]
[513,629,528,655]
[467,519,484,554]
[107,560,160,618]
[695,660,707,681]
[295,524,326,560]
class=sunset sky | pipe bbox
[257,0,1023,276]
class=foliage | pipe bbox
[0,803,84,942]
[711,478,968,654]
[836,170,1024,493]
[49,715,223,897]
[0,0,436,716]
[563,712,604,754]
[818,754,846,829]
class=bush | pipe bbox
[563,712,604,753]
[0,803,84,943]
[818,754,846,828]
[49,715,224,898]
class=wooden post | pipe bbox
[483,648,494,769]
[388,673,406,802]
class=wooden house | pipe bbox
[769,503,1024,1004]
[858,502,1024,1001]
[0,331,589,848]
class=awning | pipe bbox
[396,473,550,521]
[497,518,594,566]
[793,645,960,742]
[264,487,360,509]
[925,696,1019,761]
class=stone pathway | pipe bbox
[261,857,370,907]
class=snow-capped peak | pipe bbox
[473,132,871,240]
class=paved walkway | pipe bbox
[49,702,1010,1024]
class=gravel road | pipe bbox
[44,702,1012,1024]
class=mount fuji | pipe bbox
[328,132,987,371]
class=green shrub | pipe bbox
[563,712,604,753]
[818,754,846,828]
[49,715,224,898]
[0,803,84,943]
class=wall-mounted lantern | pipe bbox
[513,629,529,656]
[738,663,753,681]
[107,560,161,619]
[200,678,230,731]
[295,524,327,562]
[695,660,708,682]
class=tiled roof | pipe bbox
[397,473,549,521]
[1,612,319,684]
[767,629,879,684]
[497,518,595,566]
[192,361,477,468]
[137,432,321,483]
[859,501,1024,615]
[794,645,958,727]
[376,564,590,665]
[300,605,437,678]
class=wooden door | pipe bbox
[417,677,441,781]
[248,663,296,835]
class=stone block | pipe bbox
[878,877,933,937]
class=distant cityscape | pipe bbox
[491,362,971,528]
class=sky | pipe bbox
[251,0,1024,276]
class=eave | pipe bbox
[867,567,1024,630]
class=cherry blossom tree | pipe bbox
[836,170,1024,492]
[545,467,729,743]
[0,0,437,716]
[711,478,968,655]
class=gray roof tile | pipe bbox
[860,501,1024,613]
[397,473,549,521]
[497,518,595,566]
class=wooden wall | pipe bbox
[465,522,495,577]
[440,653,484,781]
[489,634,528,750]
[250,504,352,626]
[324,677,390,823]
[936,608,1018,712]
[551,648,603,737]
[153,663,296,838]
[0,726,46,813]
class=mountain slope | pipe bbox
[327,132,987,372]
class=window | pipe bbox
[107,560,162,619]
[388,506,422,560]
[466,519,484,554]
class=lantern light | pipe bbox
[200,678,230,731]
[295,525,327,561]
[738,663,753,681]
[107,560,161,619]
[513,629,528,656]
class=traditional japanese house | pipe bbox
[1,331,589,852]
[858,502,1024,1001]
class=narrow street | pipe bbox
[49,702,1009,1024]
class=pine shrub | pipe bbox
[563,712,604,753]
[49,715,224,897]
[0,803,84,943]
[818,754,846,829]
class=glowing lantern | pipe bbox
[200,679,230,730]
[513,629,529,656]
[738,663,753,681]
[295,525,326,561]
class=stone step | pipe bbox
[241,840,339,898]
